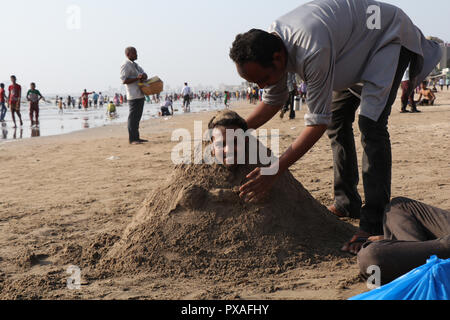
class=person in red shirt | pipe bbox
[8,75,23,128]
[0,83,8,122]
[81,89,93,109]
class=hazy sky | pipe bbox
[0,0,448,94]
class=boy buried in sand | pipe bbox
[208,110,249,167]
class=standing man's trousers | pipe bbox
[128,98,145,143]
[358,197,450,285]
[283,90,296,120]
[401,80,417,111]
[326,47,415,235]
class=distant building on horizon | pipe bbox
[439,43,450,70]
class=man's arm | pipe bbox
[239,124,328,202]
[277,124,328,173]
[430,91,436,102]
[121,63,144,85]
[123,78,140,85]
[246,101,283,130]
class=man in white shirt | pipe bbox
[120,47,148,145]
[181,82,191,112]
[98,92,104,108]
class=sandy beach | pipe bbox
[0,91,449,300]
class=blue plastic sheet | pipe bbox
[350,256,450,300]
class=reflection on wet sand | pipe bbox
[31,127,41,138]
[2,123,7,139]
[83,117,90,129]
[13,128,24,140]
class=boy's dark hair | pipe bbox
[230,29,284,68]
[11,75,16,80]
[31,82,36,86]
[0,83,4,88]
[208,110,248,132]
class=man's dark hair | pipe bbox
[230,29,284,67]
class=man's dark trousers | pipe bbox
[283,90,296,119]
[358,197,450,285]
[327,47,415,235]
[128,98,145,143]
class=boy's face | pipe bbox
[212,125,246,167]
[31,84,35,90]
[11,77,16,84]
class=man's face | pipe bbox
[127,48,138,61]
[31,84,35,90]
[236,54,286,89]
[11,77,16,84]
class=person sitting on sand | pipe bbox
[107,101,117,117]
[417,81,436,106]
[159,97,173,117]
[358,197,450,285]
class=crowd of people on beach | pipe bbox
[0,76,245,134]
[400,70,449,113]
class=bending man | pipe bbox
[231,0,442,254]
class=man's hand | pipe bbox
[239,124,328,203]
[239,168,280,203]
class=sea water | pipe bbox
[0,100,227,142]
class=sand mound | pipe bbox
[100,161,355,279]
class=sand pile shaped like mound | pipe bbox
[101,162,355,278]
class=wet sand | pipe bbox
[0,91,449,300]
